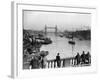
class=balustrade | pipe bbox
[47,57,75,68]
[23,57,75,69]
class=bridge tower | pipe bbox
[44,25,58,35]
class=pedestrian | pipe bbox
[81,51,86,64]
[30,56,40,69]
[41,56,47,68]
[56,53,61,68]
[75,53,80,65]
[85,52,91,64]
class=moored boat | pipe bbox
[68,40,75,45]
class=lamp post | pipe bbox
[68,33,75,65]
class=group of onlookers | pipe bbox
[29,53,61,69]
[29,54,47,69]
[74,51,91,65]
[29,51,91,69]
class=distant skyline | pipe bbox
[23,11,91,31]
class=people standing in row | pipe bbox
[74,51,91,65]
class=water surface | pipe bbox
[40,32,91,60]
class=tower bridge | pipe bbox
[44,25,58,35]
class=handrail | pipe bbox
[47,57,75,68]
[47,57,74,62]
[23,57,91,69]
[23,57,75,69]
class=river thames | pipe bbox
[40,32,91,60]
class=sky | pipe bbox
[23,10,91,31]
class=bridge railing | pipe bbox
[23,57,75,69]
[46,57,75,68]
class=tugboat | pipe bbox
[42,38,52,45]
[35,33,52,45]
[36,37,52,45]
[68,40,75,45]
[59,34,64,37]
